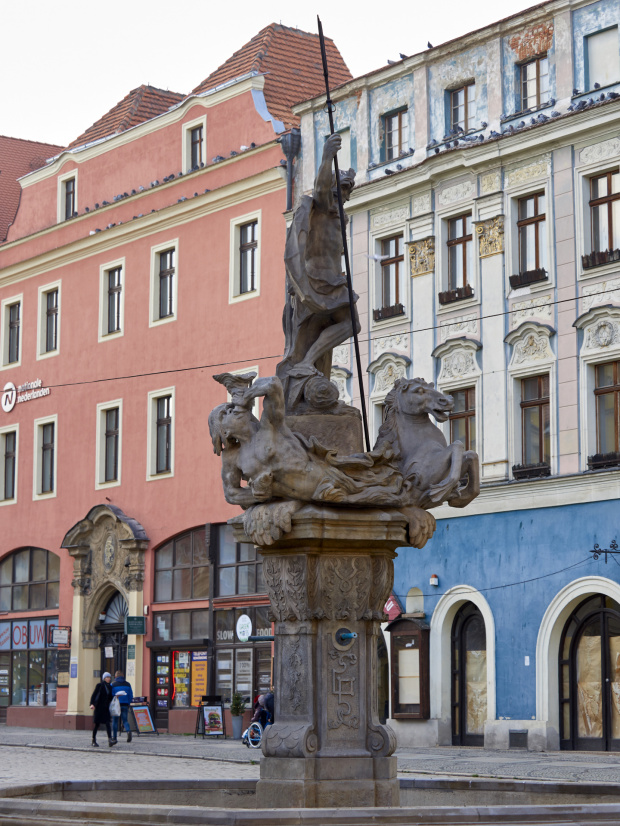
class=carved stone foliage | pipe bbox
[373,334,409,358]
[409,236,435,276]
[439,313,478,342]
[476,216,504,257]
[505,322,555,369]
[480,170,501,194]
[583,278,620,312]
[412,192,431,215]
[575,307,620,356]
[505,154,550,188]
[262,552,393,623]
[331,344,350,367]
[330,368,352,405]
[438,180,475,206]
[580,137,620,166]
[434,339,481,384]
[368,353,410,397]
[510,295,552,328]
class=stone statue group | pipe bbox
[209,134,479,549]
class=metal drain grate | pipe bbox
[509,729,528,749]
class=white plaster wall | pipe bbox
[411,272,434,380]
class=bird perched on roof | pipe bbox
[427,41,433,48]
[594,82,601,89]
[387,59,396,65]
[399,53,409,59]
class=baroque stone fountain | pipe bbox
[208,133,480,809]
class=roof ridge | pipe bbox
[117,85,148,135]
[0,135,63,149]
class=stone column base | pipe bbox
[256,756,399,809]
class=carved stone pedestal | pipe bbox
[231,505,406,809]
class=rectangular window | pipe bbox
[448,387,476,451]
[521,374,550,466]
[448,214,473,290]
[374,235,405,322]
[3,430,16,501]
[190,126,203,168]
[64,178,76,220]
[390,620,430,719]
[239,221,257,294]
[45,290,58,353]
[595,360,620,454]
[586,27,620,90]
[104,408,119,482]
[158,250,175,319]
[521,56,550,110]
[107,268,122,334]
[384,109,408,160]
[8,303,20,364]
[41,423,54,494]
[451,84,475,131]
[590,170,620,253]
[156,396,172,473]
[518,193,547,274]
[216,524,264,597]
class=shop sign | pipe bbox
[50,627,70,647]
[0,619,54,650]
[190,651,208,707]
[236,614,252,642]
[1,379,51,414]
[384,593,403,621]
[57,650,71,673]
[125,616,146,635]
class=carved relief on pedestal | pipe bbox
[510,294,552,328]
[327,638,359,730]
[575,306,620,357]
[409,236,435,277]
[582,278,620,312]
[475,216,504,258]
[433,338,481,384]
[368,353,411,398]
[505,321,555,369]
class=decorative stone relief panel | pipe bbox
[330,368,352,405]
[505,322,555,369]
[438,180,475,207]
[409,236,435,276]
[412,192,432,215]
[373,334,409,358]
[582,278,620,312]
[580,137,620,166]
[511,295,552,328]
[480,170,501,194]
[371,205,408,230]
[439,313,479,342]
[504,154,550,188]
[434,338,482,384]
[368,353,410,397]
[575,307,620,357]
[475,216,504,257]
[332,345,350,367]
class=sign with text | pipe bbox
[50,627,71,647]
[127,644,136,660]
[2,379,51,414]
[124,616,146,635]
[190,651,208,707]
[57,650,71,673]
[236,614,252,642]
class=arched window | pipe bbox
[154,528,209,602]
[451,602,487,746]
[405,587,424,614]
[0,548,60,612]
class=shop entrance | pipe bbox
[560,594,620,751]
[451,602,487,746]
[96,593,128,678]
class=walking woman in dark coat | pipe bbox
[90,671,114,746]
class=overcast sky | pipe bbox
[3,0,535,147]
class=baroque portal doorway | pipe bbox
[559,594,620,751]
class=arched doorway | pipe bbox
[451,602,487,746]
[97,592,128,678]
[559,594,620,751]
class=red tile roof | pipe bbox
[68,85,185,149]
[0,135,64,242]
[192,23,351,128]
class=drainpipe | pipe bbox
[278,128,301,212]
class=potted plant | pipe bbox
[230,691,246,740]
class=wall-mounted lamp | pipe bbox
[98,613,106,621]
[429,574,439,587]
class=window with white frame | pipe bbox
[99,260,124,340]
[150,241,178,326]
[517,192,548,274]
[520,56,550,110]
[594,360,620,458]
[229,213,261,302]
[374,235,405,321]
[2,296,22,368]
[147,388,175,479]
[33,415,57,499]
[383,109,408,160]
[182,115,207,173]
[0,425,17,503]
[96,401,122,488]
[448,387,476,451]
[451,84,475,131]
[520,374,550,466]
[57,171,77,223]
[586,27,620,90]
[447,214,473,290]
[590,170,620,253]
[37,283,60,358]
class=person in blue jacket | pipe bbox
[110,670,134,743]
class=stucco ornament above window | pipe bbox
[574,305,620,356]
[480,170,502,195]
[475,216,504,258]
[510,294,552,328]
[580,137,620,166]
[504,154,550,188]
[505,321,555,369]
[408,236,435,277]
[368,352,411,397]
[440,313,479,342]
[582,277,620,313]
[433,338,481,385]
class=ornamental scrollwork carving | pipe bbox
[433,338,481,384]
[475,216,504,257]
[510,295,552,328]
[368,353,411,398]
[439,313,478,342]
[409,236,435,276]
[505,322,555,369]
[575,306,620,357]
[263,722,318,758]
[582,278,620,313]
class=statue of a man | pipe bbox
[277,133,360,411]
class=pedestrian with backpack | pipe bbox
[110,670,134,743]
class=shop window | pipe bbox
[586,27,620,90]
[382,108,408,161]
[448,387,476,451]
[451,83,475,132]
[154,527,209,602]
[513,373,550,479]
[0,548,60,612]
[374,235,405,322]
[215,524,264,596]
[214,605,272,704]
[387,617,429,719]
[0,617,58,709]
[520,56,549,110]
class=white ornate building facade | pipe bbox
[294,0,620,750]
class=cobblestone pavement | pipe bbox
[3,726,620,786]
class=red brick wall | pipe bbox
[509,22,554,62]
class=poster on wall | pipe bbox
[190,651,208,707]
